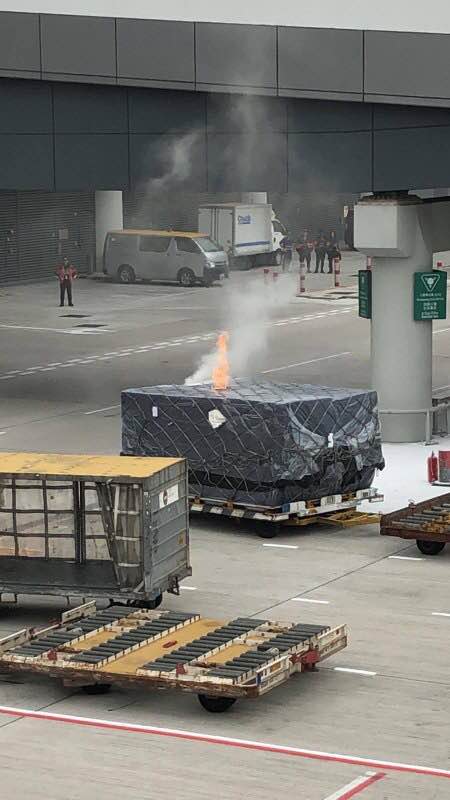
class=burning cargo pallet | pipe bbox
[0,600,348,713]
[121,379,384,533]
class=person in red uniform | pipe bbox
[56,257,77,307]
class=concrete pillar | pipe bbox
[95,191,123,270]
[355,195,432,443]
[241,192,268,204]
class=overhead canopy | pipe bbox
[0,452,182,481]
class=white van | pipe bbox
[103,229,228,286]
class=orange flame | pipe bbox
[212,331,230,391]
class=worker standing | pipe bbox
[314,233,327,274]
[326,241,341,274]
[296,231,313,273]
[56,257,78,307]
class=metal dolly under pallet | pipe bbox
[381,491,450,556]
[0,601,347,713]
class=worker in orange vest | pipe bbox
[56,257,78,307]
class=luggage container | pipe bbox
[0,600,348,713]
[0,453,191,607]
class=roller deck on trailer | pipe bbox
[0,601,348,713]
[381,492,450,556]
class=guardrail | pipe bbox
[380,401,450,445]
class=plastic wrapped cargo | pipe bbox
[121,380,384,509]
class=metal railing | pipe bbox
[379,400,450,445]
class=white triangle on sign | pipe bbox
[421,274,440,293]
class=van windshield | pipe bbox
[195,237,222,253]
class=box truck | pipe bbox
[198,203,287,269]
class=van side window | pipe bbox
[139,236,169,253]
[176,237,199,254]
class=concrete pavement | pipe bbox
[0,257,450,799]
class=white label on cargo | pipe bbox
[152,406,158,418]
[209,409,226,429]
[159,484,179,509]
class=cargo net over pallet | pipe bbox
[0,601,348,713]
[122,380,384,510]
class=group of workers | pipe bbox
[295,230,341,274]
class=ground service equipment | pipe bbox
[0,600,348,713]
[381,492,450,555]
[0,453,191,607]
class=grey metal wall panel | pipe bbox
[288,131,372,193]
[374,103,450,129]
[53,83,128,133]
[129,88,205,132]
[117,19,194,86]
[374,127,450,191]
[129,133,207,191]
[40,14,116,79]
[0,135,54,191]
[0,12,40,75]
[207,94,287,132]
[196,23,277,90]
[0,79,52,133]
[288,98,371,132]
[365,31,450,101]
[207,133,287,193]
[55,134,129,191]
[279,27,363,97]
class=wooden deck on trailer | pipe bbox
[0,602,347,712]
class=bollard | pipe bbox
[296,260,306,296]
[263,267,270,286]
[366,256,372,271]
[272,271,278,284]
[333,257,341,288]
[437,260,443,269]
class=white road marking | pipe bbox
[388,555,423,561]
[262,543,299,550]
[322,772,384,800]
[84,405,120,415]
[432,612,450,618]
[334,668,377,676]
[261,352,351,375]
[0,432,6,436]
[433,327,450,335]
[40,367,56,372]
[180,586,198,591]
[292,597,330,605]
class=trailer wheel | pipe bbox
[81,683,112,695]
[416,539,446,556]
[256,522,280,539]
[198,694,236,713]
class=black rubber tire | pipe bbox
[129,593,163,610]
[117,265,136,284]
[198,694,237,713]
[416,539,446,556]
[178,268,196,287]
[81,683,112,695]
[256,522,280,539]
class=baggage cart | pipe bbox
[0,452,191,607]
[381,492,450,556]
[0,600,348,713]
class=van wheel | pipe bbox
[118,265,136,284]
[178,268,196,287]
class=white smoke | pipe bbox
[185,267,298,385]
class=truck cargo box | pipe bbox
[121,381,384,509]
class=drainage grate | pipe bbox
[74,323,104,328]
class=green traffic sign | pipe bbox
[413,270,447,321]
[358,270,372,319]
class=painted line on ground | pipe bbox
[179,586,198,591]
[0,706,449,780]
[323,772,385,800]
[261,352,351,375]
[262,543,299,550]
[433,327,450,335]
[388,555,423,562]
[432,612,450,618]
[292,598,330,605]
[84,405,120,416]
[334,668,377,677]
